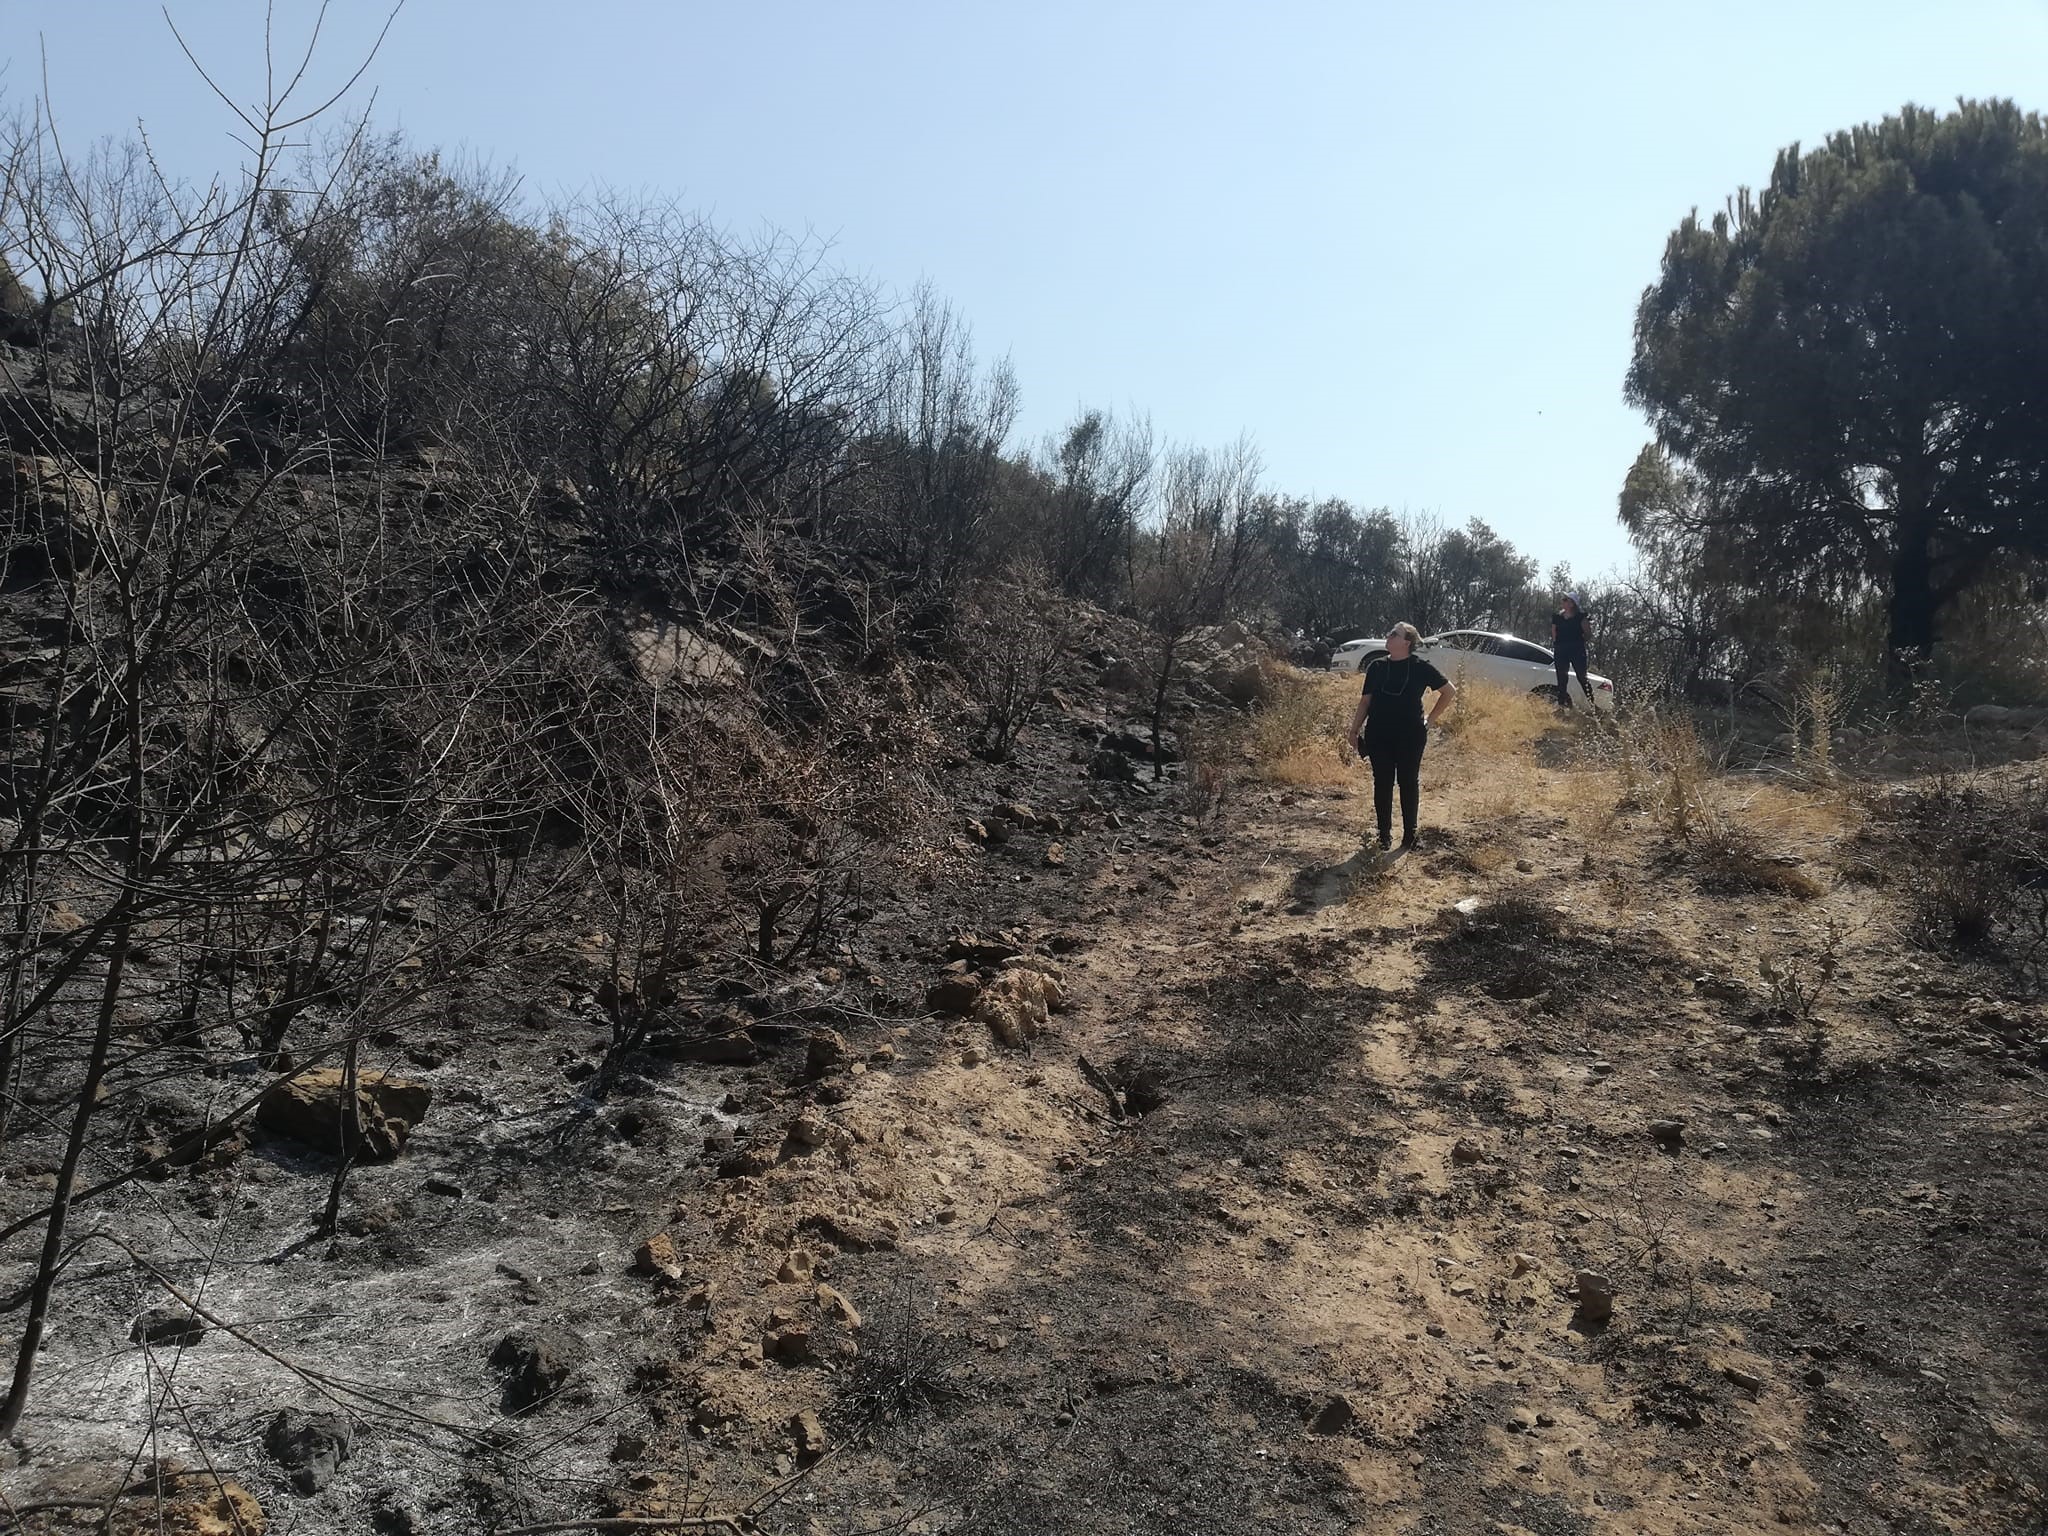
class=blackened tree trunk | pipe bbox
[1886,507,1937,691]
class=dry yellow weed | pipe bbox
[1247,669,1366,787]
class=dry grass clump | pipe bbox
[1459,841,1519,877]
[1438,678,1557,760]
[1245,669,1364,787]
[1690,836,1829,900]
[1622,710,1827,899]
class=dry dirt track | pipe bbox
[688,705,2048,1536]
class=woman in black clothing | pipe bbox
[1347,622,1458,850]
[1550,593,1592,708]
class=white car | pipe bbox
[1329,629,1616,712]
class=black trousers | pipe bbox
[1554,650,1591,706]
[1364,723,1427,839]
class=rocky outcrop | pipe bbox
[256,1068,432,1161]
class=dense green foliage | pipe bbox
[1626,99,2048,681]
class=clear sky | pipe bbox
[9,1,2048,573]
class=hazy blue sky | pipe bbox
[10,1,2048,574]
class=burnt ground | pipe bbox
[3,684,2046,1536]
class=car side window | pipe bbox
[1500,639,1550,664]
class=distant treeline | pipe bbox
[6,98,2043,706]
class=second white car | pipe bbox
[1329,629,1616,712]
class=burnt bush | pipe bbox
[1887,774,2048,975]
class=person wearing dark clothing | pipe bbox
[1346,622,1457,850]
[1550,593,1593,708]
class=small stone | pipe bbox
[1451,1137,1484,1166]
[1511,1253,1536,1277]
[1723,1366,1764,1394]
[1425,1323,1447,1338]
[634,1233,684,1281]
[1802,1367,1827,1388]
[961,1047,984,1068]
[816,1284,861,1328]
[1573,1270,1614,1324]
[1042,842,1066,868]
[1589,1061,1613,1077]
[778,1249,816,1284]
[791,1408,829,1460]
[935,1205,959,1224]
[1649,1119,1686,1151]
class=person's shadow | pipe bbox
[1285,845,1408,914]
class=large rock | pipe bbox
[1089,747,1140,782]
[1099,656,1144,692]
[1099,726,1180,762]
[946,932,1021,966]
[5,454,105,574]
[264,1409,354,1494]
[925,972,984,1015]
[622,619,743,690]
[634,1232,684,1282]
[1210,658,1273,706]
[975,965,1066,1047]
[804,1029,852,1078]
[650,1018,759,1065]
[257,1068,431,1161]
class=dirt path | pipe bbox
[676,715,2047,1535]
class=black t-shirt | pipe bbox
[1552,610,1587,654]
[1361,655,1448,731]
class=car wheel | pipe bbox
[1530,685,1564,704]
